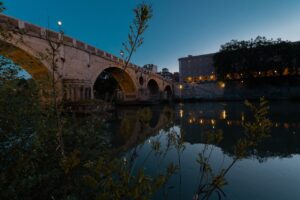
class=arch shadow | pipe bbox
[93,67,137,100]
[164,85,173,98]
[147,79,159,95]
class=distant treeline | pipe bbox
[213,36,300,80]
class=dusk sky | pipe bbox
[2,0,300,72]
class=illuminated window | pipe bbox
[283,68,289,76]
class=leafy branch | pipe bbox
[122,3,152,69]
[194,97,272,200]
[0,2,4,13]
[37,29,66,157]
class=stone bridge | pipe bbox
[0,14,174,103]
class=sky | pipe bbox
[2,0,300,72]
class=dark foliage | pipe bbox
[214,36,300,80]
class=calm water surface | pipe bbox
[108,101,300,200]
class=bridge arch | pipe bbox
[0,40,53,81]
[93,66,137,101]
[0,39,64,103]
[147,79,159,95]
[164,85,173,98]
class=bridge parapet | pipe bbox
[0,14,174,103]
[1,14,138,69]
[0,14,173,84]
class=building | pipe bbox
[157,68,174,80]
[178,53,216,83]
[173,72,180,82]
[143,64,158,73]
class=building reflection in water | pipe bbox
[109,102,299,159]
[106,102,300,200]
[221,110,227,120]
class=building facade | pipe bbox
[178,53,216,83]
[173,72,180,82]
[143,64,158,73]
[157,68,174,81]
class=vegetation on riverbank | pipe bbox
[214,36,300,86]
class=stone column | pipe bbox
[63,79,93,102]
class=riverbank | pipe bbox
[174,79,300,101]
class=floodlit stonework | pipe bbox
[0,14,173,102]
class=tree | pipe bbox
[213,36,298,81]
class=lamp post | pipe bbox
[57,20,63,42]
[57,20,62,31]
[179,84,183,101]
[120,50,124,57]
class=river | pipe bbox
[107,101,300,200]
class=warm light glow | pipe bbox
[221,110,227,120]
[199,76,202,80]
[241,112,245,121]
[258,72,261,75]
[179,109,184,118]
[283,68,289,76]
[179,84,183,90]
[210,75,215,80]
[188,77,192,81]
[219,81,225,88]
[200,119,203,124]
[211,119,215,125]
[189,118,193,124]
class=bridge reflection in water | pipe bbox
[107,101,300,200]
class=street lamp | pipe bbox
[179,84,183,101]
[57,20,63,34]
[120,50,124,57]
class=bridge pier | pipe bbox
[63,79,93,102]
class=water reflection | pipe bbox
[108,101,300,200]
[111,102,300,159]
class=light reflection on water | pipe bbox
[108,101,300,200]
